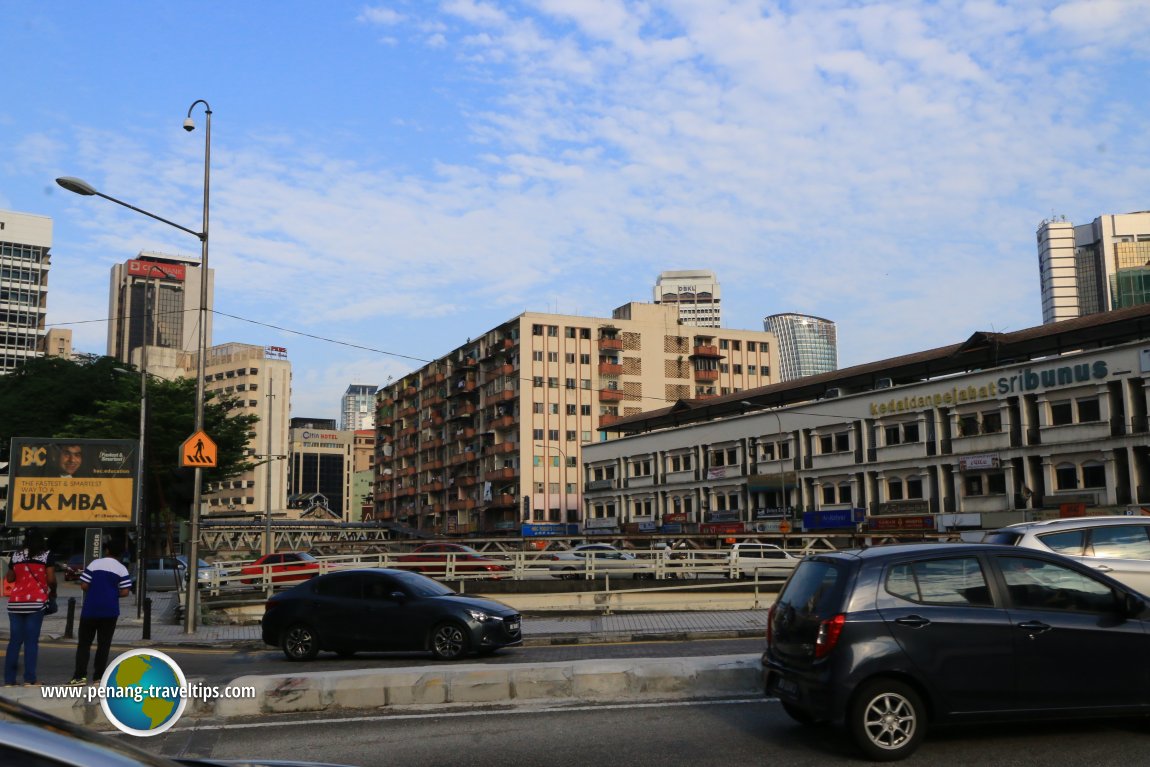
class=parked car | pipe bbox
[727,542,800,579]
[261,567,522,661]
[0,692,360,767]
[984,515,1150,593]
[762,542,1150,761]
[61,553,85,581]
[240,551,322,584]
[546,543,652,579]
[134,555,214,591]
[396,543,510,579]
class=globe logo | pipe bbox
[99,649,188,736]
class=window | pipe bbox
[549,403,559,414]
[747,342,756,352]
[822,485,836,504]
[548,429,559,441]
[566,353,575,363]
[982,411,1002,433]
[999,556,1115,612]
[888,478,904,500]
[719,339,729,349]
[1090,525,1150,559]
[904,422,920,442]
[1037,530,1085,555]
[565,378,576,389]
[533,403,544,414]
[732,340,741,351]
[533,376,543,388]
[532,324,543,336]
[886,557,991,606]
[1077,398,1101,423]
[565,430,576,441]
[1055,463,1077,490]
[580,404,591,415]
[547,325,558,337]
[1081,462,1105,488]
[839,483,852,503]
[907,477,923,499]
[566,404,577,415]
[548,351,558,362]
[720,363,729,373]
[532,429,544,440]
[836,433,850,452]
[532,350,543,361]
[748,365,757,375]
[580,353,590,364]
[565,327,576,338]
[581,379,591,389]
[547,377,558,388]
[1050,400,1073,426]
[733,364,742,374]
[959,414,979,436]
[885,425,901,446]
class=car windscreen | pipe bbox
[982,531,1022,545]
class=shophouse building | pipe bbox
[584,304,1150,536]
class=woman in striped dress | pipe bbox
[4,529,56,686]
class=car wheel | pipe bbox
[848,679,926,762]
[281,623,320,662]
[561,567,579,581]
[780,701,827,726]
[430,622,469,661]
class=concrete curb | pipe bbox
[11,654,762,729]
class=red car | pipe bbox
[240,552,322,584]
[396,543,510,579]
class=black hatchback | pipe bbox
[762,543,1150,761]
[262,567,522,661]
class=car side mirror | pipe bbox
[1123,592,1146,619]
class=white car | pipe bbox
[545,543,652,579]
[984,516,1150,594]
[727,542,799,579]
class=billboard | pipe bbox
[6,438,138,527]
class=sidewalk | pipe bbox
[21,588,769,649]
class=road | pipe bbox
[133,698,1150,767]
[31,637,764,685]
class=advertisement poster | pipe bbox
[6,438,138,527]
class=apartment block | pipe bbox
[373,302,778,536]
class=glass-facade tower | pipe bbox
[763,313,838,382]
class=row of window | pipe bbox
[533,402,595,416]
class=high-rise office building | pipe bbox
[0,210,51,375]
[653,269,721,327]
[107,251,213,380]
[374,302,778,535]
[341,383,378,431]
[763,313,838,382]
[288,418,353,522]
[1038,211,1150,324]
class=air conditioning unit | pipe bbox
[876,378,893,390]
[825,388,841,399]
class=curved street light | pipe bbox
[56,99,212,634]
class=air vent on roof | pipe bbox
[876,378,893,390]
[825,388,841,399]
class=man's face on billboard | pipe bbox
[59,445,83,475]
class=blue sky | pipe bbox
[3,1,1149,421]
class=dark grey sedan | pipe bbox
[261,567,522,661]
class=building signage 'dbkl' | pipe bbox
[870,360,1110,416]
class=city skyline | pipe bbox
[2,3,1148,420]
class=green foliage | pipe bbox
[0,355,258,521]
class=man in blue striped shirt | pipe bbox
[69,541,132,685]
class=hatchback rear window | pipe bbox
[886,557,992,606]
[1035,529,1086,555]
[777,560,845,618]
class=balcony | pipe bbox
[452,426,477,441]
[485,467,517,482]
[458,475,478,487]
[489,493,517,508]
[599,414,621,428]
[421,372,445,389]
[401,386,417,398]
[598,362,623,376]
[448,380,477,397]
[398,405,417,418]
[491,415,516,431]
[486,441,518,455]
[484,363,516,382]
[598,337,623,351]
[448,404,478,419]
[586,478,614,491]
[690,344,720,358]
[420,481,445,493]
[491,388,517,402]
[448,498,477,511]
[598,388,624,402]
[694,369,719,382]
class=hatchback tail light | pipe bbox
[814,613,845,659]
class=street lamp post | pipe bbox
[56,98,212,634]
[133,263,169,619]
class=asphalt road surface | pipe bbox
[134,698,1150,767]
[31,637,764,685]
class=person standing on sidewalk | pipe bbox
[5,529,56,686]
[70,541,132,685]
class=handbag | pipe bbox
[43,597,58,616]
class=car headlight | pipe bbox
[466,608,492,622]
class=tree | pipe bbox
[0,356,258,545]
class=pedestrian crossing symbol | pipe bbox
[180,430,218,468]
